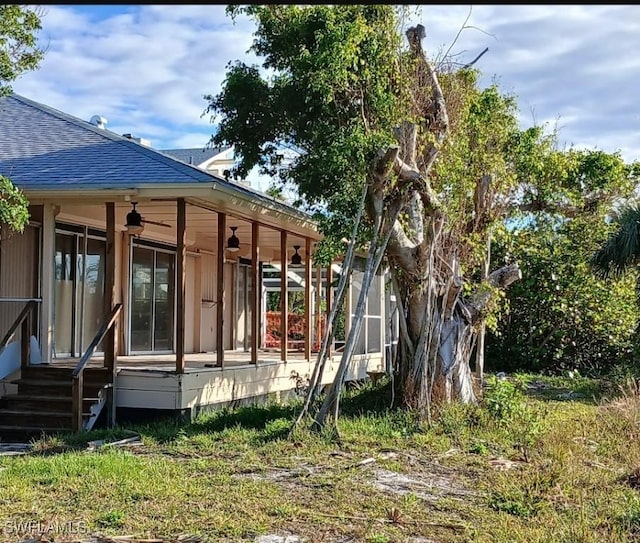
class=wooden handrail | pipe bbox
[72,303,122,431]
[0,300,39,368]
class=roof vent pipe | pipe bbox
[89,115,108,129]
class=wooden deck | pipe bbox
[13,350,383,418]
[49,350,311,372]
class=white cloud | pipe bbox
[9,3,640,195]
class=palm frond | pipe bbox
[591,203,640,279]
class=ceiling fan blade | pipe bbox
[141,218,172,228]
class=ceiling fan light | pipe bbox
[125,202,144,235]
[227,226,240,252]
[290,245,302,266]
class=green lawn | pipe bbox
[1,374,639,543]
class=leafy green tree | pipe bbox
[0,4,45,236]
[0,5,45,96]
[205,5,538,425]
[488,146,639,374]
[0,175,30,235]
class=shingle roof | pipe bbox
[0,94,219,189]
[159,146,232,166]
[0,93,315,224]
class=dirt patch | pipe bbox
[370,467,479,503]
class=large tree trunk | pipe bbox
[393,262,521,418]
[303,23,522,432]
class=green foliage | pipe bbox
[487,150,639,375]
[484,375,528,424]
[96,510,126,529]
[0,5,45,95]
[483,375,544,459]
[0,174,29,235]
[0,6,42,233]
[591,202,640,280]
[205,5,429,259]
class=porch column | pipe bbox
[326,264,333,357]
[104,202,116,372]
[216,212,226,368]
[304,238,312,361]
[176,198,186,373]
[105,202,117,426]
[40,203,57,363]
[280,230,288,362]
[251,222,260,364]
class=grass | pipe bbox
[1,373,640,542]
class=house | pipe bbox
[159,145,237,179]
[0,93,388,435]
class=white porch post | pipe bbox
[40,203,57,363]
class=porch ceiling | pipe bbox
[55,201,317,261]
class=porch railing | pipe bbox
[0,298,41,369]
[71,303,122,432]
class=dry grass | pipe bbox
[1,374,640,543]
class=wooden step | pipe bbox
[0,409,72,427]
[11,378,111,396]
[2,394,101,412]
[21,365,111,380]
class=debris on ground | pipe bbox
[488,456,526,471]
[0,442,31,456]
[254,535,304,543]
[86,434,143,451]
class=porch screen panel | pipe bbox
[349,258,384,355]
[131,247,154,351]
[351,265,366,355]
[236,263,247,350]
[367,270,382,354]
[154,251,174,351]
[81,237,106,351]
[54,233,75,356]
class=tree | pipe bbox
[590,194,640,355]
[488,148,639,375]
[205,5,526,426]
[0,5,45,96]
[0,4,45,237]
[591,202,640,281]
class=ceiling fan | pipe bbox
[125,202,171,235]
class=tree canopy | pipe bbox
[488,147,640,374]
[205,5,638,424]
[0,4,44,236]
[0,5,45,96]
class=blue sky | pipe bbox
[11,5,640,191]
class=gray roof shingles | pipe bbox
[0,93,314,223]
[159,146,232,166]
[0,94,219,189]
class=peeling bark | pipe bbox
[302,24,522,432]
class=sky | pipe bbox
[10,4,640,192]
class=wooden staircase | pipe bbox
[0,364,112,438]
[0,302,121,439]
